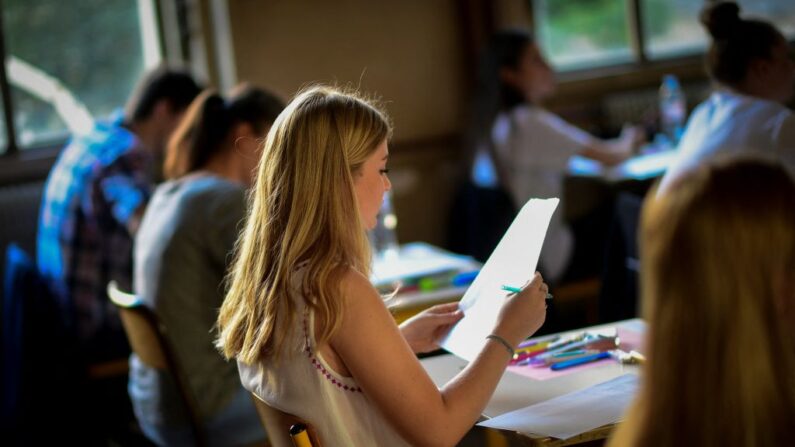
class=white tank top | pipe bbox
[238,268,410,446]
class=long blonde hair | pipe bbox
[215,86,391,364]
[612,158,795,446]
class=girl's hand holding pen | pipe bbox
[492,272,548,350]
[502,284,553,301]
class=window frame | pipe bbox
[532,0,795,83]
[0,0,186,185]
[531,0,696,81]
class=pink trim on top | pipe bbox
[303,310,362,393]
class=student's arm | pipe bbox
[331,270,547,447]
[517,109,643,169]
[580,125,644,167]
[96,150,152,235]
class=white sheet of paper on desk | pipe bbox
[478,374,639,440]
[439,198,558,361]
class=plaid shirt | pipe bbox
[37,113,152,357]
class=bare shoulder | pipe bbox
[335,266,392,324]
[338,267,384,307]
[338,266,373,293]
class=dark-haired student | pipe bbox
[38,66,202,364]
[130,85,284,446]
[468,29,645,283]
[659,1,795,192]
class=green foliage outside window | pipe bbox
[535,0,635,70]
[3,0,149,148]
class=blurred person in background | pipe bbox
[38,67,201,364]
[35,67,200,443]
[132,84,284,446]
[609,157,795,446]
[659,1,795,193]
[464,29,644,284]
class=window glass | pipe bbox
[641,0,707,60]
[533,0,634,71]
[3,0,161,149]
[740,0,795,39]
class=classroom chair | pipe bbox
[599,192,643,323]
[107,280,207,447]
[250,393,321,447]
[447,181,517,263]
[2,243,84,443]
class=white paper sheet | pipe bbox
[439,198,558,361]
[478,374,639,440]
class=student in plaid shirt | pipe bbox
[37,67,201,363]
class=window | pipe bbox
[532,0,795,72]
[535,0,634,71]
[741,0,795,39]
[0,0,161,154]
[642,0,706,60]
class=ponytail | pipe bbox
[163,85,285,180]
[164,90,231,179]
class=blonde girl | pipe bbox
[217,86,548,446]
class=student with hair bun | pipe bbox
[130,84,284,446]
[659,1,795,192]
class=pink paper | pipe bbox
[507,326,645,381]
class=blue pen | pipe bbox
[550,351,611,371]
[452,270,479,287]
[529,349,594,366]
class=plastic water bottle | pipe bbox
[369,190,399,260]
[659,74,686,146]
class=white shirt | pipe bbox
[490,105,592,281]
[238,267,410,446]
[660,90,795,192]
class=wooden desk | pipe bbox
[420,320,645,446]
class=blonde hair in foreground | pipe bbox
[216,86,391,364]
[610,158,795,447]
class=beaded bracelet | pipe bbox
[486,334,515,357]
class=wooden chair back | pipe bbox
[107,281,207,447]
[250,393,320,447]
